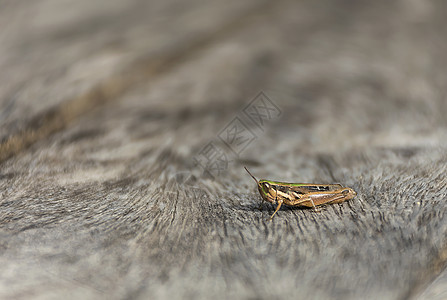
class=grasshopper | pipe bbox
[245,167,356,220]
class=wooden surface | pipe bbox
[1,0,447,299]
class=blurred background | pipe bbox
[1,0,446,161]
[1,0,447,299]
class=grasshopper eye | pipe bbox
[263,182,270,189]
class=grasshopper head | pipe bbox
[258,180,277,204]
[245,167,277,204]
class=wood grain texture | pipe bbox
[2,0,447,299]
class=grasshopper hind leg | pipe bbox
[295,195,321,213]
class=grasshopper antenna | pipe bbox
[245,167,263,211]
[244,167,258,184]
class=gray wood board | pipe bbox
[1,0,447,299]
[0,0,267,162]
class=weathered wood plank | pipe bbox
[0,0,270,162]
[2,0,447,299]
[419,268,447,300]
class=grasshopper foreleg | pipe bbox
[269,199,283,220]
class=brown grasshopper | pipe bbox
[245,167,356,220]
